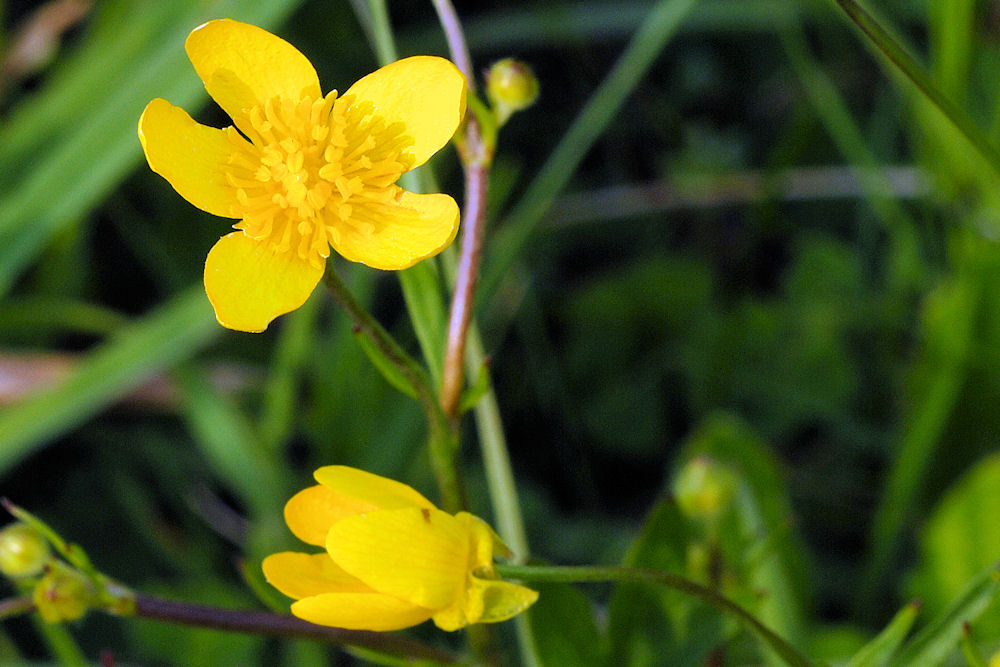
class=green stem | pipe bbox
[364,0,399,63]
[830,0,1000,175]
[496,564,814,667]
[320,265,461,512]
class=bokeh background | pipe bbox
[3,0,1000,664]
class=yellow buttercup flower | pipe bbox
[138,19,466,332]
[262,466,538,631]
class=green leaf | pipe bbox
[908,451,1000,638]
[458,358,492,414]
[527,582,601,667]
[352,326,420,400]
[845,601,920,667]
[397,259,448,386]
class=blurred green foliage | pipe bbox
[3,0,1000,664]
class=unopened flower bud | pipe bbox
[32,561,94,623]
[485,58,539,126]
[0,522,50,579]
[673,456,737,521]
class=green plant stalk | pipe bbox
[830,0,1000,176]
[320,265,460,513]
[496,564,814,667]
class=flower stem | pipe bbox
[320,264,461,512]
[432,0,492,420]
[131,595,458,664]
[426,3,539,664]
[831,0,1000,176]
[440,145,488,419]
[495,564,814,667]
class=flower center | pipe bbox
[224,91,416,268]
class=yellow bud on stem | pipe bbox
[0,522,50,579]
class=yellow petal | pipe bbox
[327,507,469,611]
[262,551,372,600]
[291,592,434,631]
[284,485,376,547]
[204,232,323,332]
[185,19,321,131]
[343,56,466,167]
[432,577,539,631]
[137,98,242,218]
[313,466,435,511]
[333,191,459,270]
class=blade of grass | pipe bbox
[174,364,290,519]
[828,0,1000,176]
[0,286,219,475]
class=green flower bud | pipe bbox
[32,561,94,623]
[673,456,737,521]
[485,58,539,126]
[0,522,50,579]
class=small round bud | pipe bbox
[673,456,737,521]
[32,561,94,623]
[0,522,50,579]
[485,58,539,126]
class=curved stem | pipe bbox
[496,564,814,667]
[133,595,458,664]
[320,264,461,512]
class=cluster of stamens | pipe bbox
[223,91,416,268]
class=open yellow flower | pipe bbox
[262,466,538,631]
[138,19,466,332]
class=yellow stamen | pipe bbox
[227,90,416,265]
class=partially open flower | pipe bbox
[263,466,538,631]
[139,19,466,332]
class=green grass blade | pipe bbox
[845,601,920,667]
[894,566,1000,666]
[0,286,218,475]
